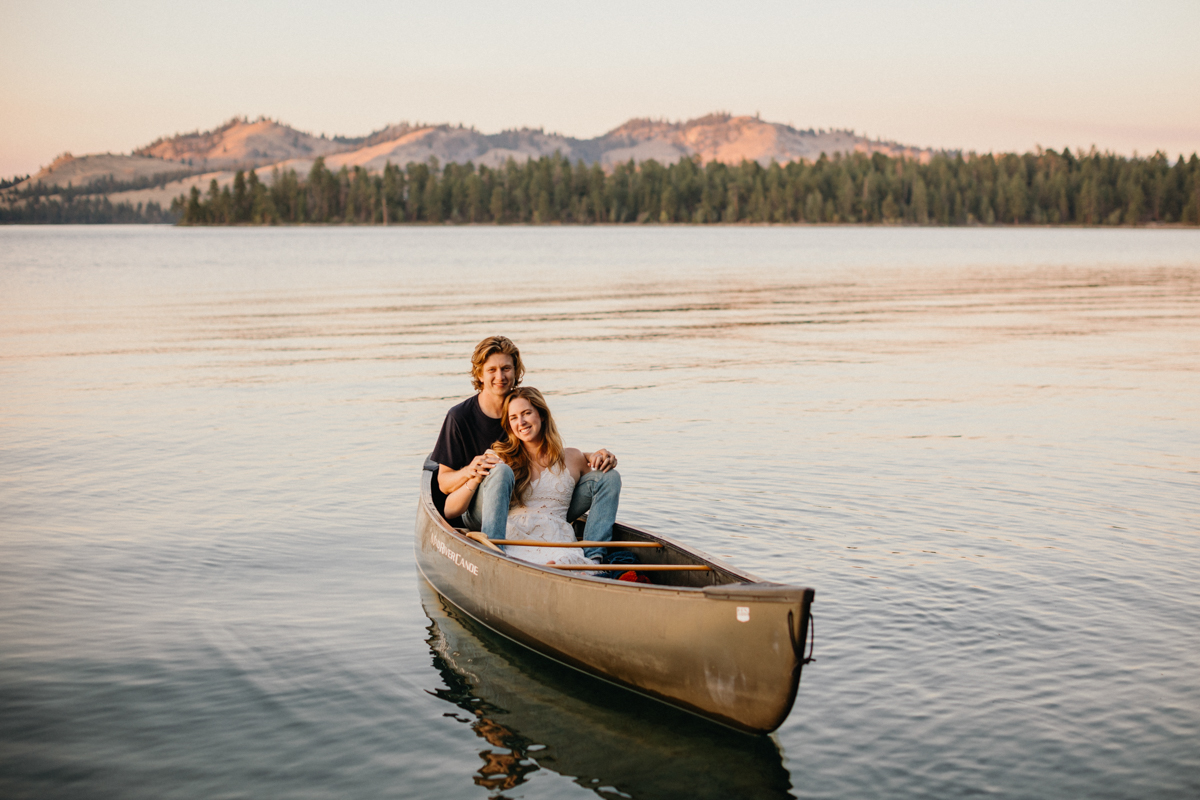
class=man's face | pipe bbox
[478,353,515,399]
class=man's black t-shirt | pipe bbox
[429,394,504,519]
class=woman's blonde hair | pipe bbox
[492,387,563,507]
[470,336,525,392]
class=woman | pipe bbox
[490,387,606,569]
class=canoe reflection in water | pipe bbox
[421,580,797,800]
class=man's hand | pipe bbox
[586,449,618,472]
[466,451,501,481]
[438,451,501,494]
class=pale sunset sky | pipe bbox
[2,0,1198,177]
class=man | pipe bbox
[430,335,620,561]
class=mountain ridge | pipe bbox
[13,113,937,197]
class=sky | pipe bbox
[2,0,1199,177]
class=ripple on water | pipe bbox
[1,226,1199,799]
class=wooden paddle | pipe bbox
[460,533,708,570]
[544,564,711,571]
[463,530,505,553]
[490,540,662,548]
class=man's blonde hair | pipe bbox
[470,336,525,392]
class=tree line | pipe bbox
[6,148,1198,226]
[0,169,194,223]
[0,174,31,191]
[174,149,1200,227]
[9,169,199,201]
[0,196,173,224]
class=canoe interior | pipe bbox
[569,518,747,588]
[426,456,776,588]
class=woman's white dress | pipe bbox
[506,462,597,570]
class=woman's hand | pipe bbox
[586,449,618,472]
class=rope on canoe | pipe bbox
[789,609,816,665]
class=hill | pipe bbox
[16,152,193,190]
[132,117,349,169]
[596,113,930,165]
[7,113,935,199]
[277,113,932,174]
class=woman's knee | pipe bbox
[484,461,514,486]
[592,468,621,491]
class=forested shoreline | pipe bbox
[177,149,1200,226]
[5,148,1199,226]
[0,169,191,223]
[0,196,174,224]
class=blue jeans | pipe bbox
[461,462,515,540]
[567,469,621,561]
[462,465,621,561]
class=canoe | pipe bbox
[413,458,815,734]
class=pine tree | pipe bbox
[232,170,250,223]
[912,176,929,224]
[186,185,203,224]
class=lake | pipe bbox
[1,225,1198,799]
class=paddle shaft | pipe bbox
[492,540,662,548]
[462,530,504,553]
[467,535,706,569]
[546,564,711,571]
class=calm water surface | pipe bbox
[1,226,1198,799]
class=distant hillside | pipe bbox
[7,113,935,198]
[17,152,193,190]
[132,117,349,169]
[281,113,933,174]
[594,113,931,166]
[9,110,1196,227]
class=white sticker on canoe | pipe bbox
[737,606,750,623]
[432,534,480,576]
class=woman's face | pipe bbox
[507,397,542,444]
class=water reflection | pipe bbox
[420,580,795,799]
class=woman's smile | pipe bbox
[507,397,542,443]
